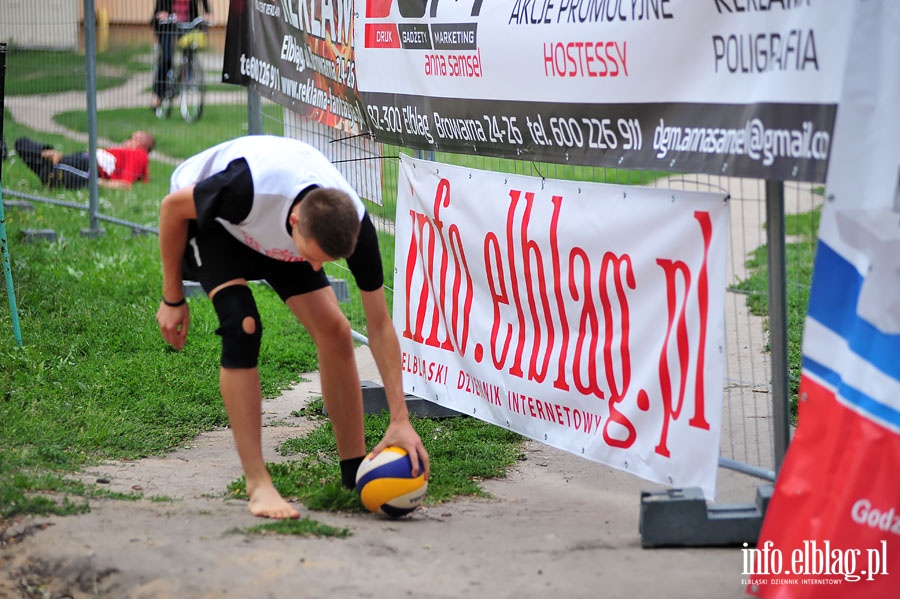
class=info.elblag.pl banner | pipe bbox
[393,155,729,498]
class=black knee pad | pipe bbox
[212,285,262,368]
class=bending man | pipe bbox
[155,135,429,519]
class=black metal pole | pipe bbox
[247,88,262,135]
[765,179,791,472]
[83,0,103,237]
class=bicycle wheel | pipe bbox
[180,50,205,123]
[151,52,174,119]
[159,70,175,119]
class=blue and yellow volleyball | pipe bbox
[355,447,428,517]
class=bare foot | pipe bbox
[247,484,300,519]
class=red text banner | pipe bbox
[393,155,729,498]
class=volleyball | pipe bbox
[355,447,428,517]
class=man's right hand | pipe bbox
[156,302,190,350]
[40,149,63,165]
[157,187,197,351]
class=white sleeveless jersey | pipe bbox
[170,135,365,261]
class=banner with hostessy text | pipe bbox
[356,1,854,181]
[393,154,729,499]
[748,2,900,596]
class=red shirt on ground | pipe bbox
[99,147,149,183]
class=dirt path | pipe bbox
[0,345,759,599]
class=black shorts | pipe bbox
[182,220,329,301]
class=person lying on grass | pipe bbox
[14,131,154,190]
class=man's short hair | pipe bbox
[296,188,361,259]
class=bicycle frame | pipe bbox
[153,16,207,123]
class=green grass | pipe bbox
[224,399,524,516]
[4,45,151,96]
[0,109,524,529]
[2,103,283,230]
[0,191,524,525]
[54,104,285,161]
[1,119,165,236]
[0,109,325,520]
[235,517,352,539]
[732,206,821,420]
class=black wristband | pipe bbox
[163,297,186,307]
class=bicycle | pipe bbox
[152,16,208,123]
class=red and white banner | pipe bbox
[749,2,900,596]
[393,155,729,498]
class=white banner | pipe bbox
[356,1,854,180]
[393,155,730,498]
[358,1,852,104]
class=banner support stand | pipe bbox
[639,485,773,548]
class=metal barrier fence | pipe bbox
[0,5,820,518]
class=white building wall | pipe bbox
[0,1,228,49]
[101,0,229,25]
[0,0,80,50]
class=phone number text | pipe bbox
[365,104,643,152]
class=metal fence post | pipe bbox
[765,179,792,472]
[82,0,104,237]
[247,89,262,135]
[0,43,23,346]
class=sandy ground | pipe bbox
[0,50,806,599]
[0,345,762,599]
